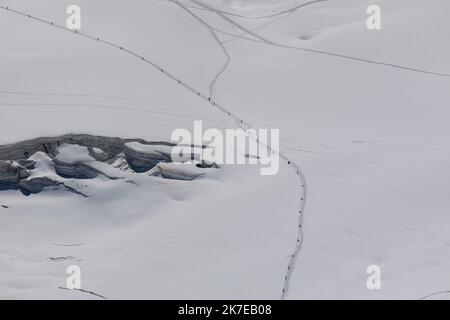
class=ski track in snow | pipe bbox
[0,101,223,124]
[0,89,205,108]
[168,0,230,99]
[59,287,108,300]
[0,3,308,299]
[53,243,87,247]
[173,0,307,299]
[187,0,450,78]
[3,1,449,299]
[181,0,332,20]
[419,290,450,300]
[170,0,307,299]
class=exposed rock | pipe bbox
[0,161,20,184]
[196,161,219,169]
[54,160,101,180]
[88,147,109,162]
[0,134,216,196]
[109,153,131,171]
[19,176,62,195]
[124,143,171,173]
[0,161,30,185]
[16,159,37,170]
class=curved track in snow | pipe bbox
[187,0,450,78]
[6,1,449,299]
[3,0,450,299]
[419,290,450,300]
[180,0,331,20]
[0,3,307,298]
[171,0,308,298]
[168,0,230,99]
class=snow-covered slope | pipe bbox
[1,0,449,299]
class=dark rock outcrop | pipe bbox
[0,161,31,187]
[18,176,62,195]
[0,134,215,196]
[54,160,101,180]
[123,144,172,173]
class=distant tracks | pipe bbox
[0,3,296,299]
[180,0,331,20]
[186,0,450,78]
[0,2,306,299]
[172,0,307,299]
[59,287,107,300]
[168,0,230,99]
[2,0,448,299]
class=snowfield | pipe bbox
[1,0,450,300]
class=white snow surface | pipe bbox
[1,0,450,299]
